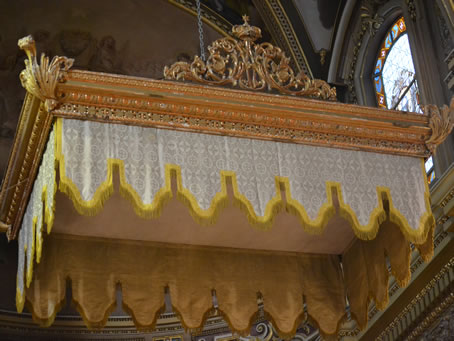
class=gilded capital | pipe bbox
[424,97,454,154]
[18,35,74,111]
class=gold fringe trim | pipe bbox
[72,295,118,330]
[305,312,349,341]
[16,123,59,313]
[263,310,306,340]
[25,294,66,328]
[16,275,25,314]
[121,301,166,332]
[215,308,260,338]
[25,217,37,288]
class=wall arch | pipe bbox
[353,0,403,106]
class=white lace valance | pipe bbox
[17,126,56,312]
[57,118,431,239]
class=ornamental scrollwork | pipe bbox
[423,97,454,154]
[164,16,336,101]
[18,35,74,111]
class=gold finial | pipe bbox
[18,35,37,61]
[232,14,261,42]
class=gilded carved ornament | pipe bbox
[424,97,454,154]
[164,16,337,100]
[18,35,74,111]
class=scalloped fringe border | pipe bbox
[20,222,436,339]
[55,117,434,243]
[23,278,341,339]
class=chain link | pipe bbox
[195,0,206,61]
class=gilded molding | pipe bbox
[164,16,336,100]
[8,102,53,240]
[423,97,454,154]
[377,257,454,340]
[18,35,74,111]
[56,69,432,158]
[52,85,430,157]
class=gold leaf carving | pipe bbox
[424,97,454,154]
[164,16,336,101]
[18,35,74,111]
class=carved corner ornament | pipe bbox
[18,35,74,111]
[424,97,454,154]
[164,16,336,101]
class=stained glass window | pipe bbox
[374,17,434,182]
[374,17,422,113]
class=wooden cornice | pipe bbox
[58,69,432,156]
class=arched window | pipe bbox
[374,17,435,183]
[374,17,421,112]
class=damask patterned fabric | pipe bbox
[59,118,430,237]
[17,127,56,312]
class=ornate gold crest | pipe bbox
[18,35,74,111]
[164,16,336,100]
[424,98,454,154]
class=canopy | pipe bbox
[2,19,453,338]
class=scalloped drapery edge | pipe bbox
[56,117,434,244]
[55,118,434,244]
[343,218,436,332]
[21,274,350,338]
[21,221,434,339]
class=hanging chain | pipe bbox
[195,0,206,61]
